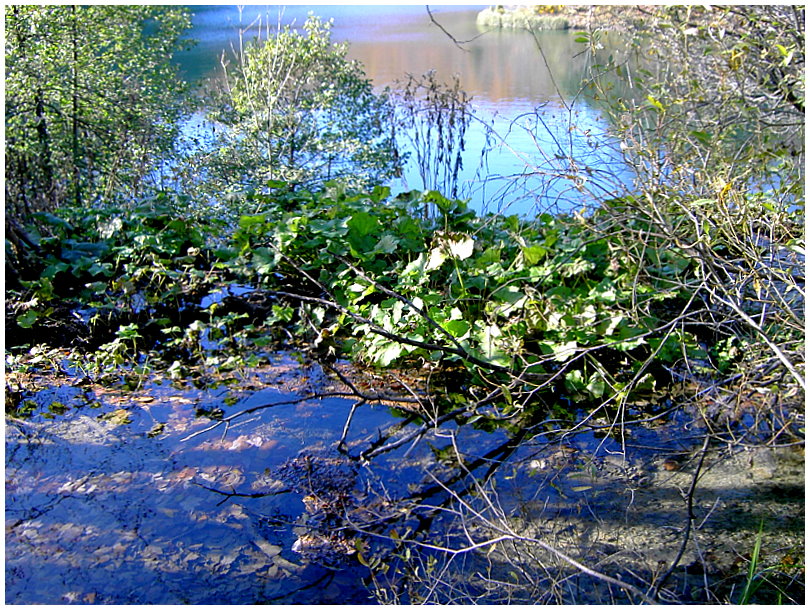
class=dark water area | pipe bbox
[173,5,632,216]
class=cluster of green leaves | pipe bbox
[8,196,216,376]
[228,183,706,403]
[17,196,209,309]
[7,192,304,388]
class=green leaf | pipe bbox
[238,214,267,230]
[33,212,74,232]
[371,340,404,366]
[689,130,712,146]
[347,211,381,236]
[521,245,547,265]
[374,234,399,254]
[564,369,585,393]
[17,310,40,329]
[253,248,277,275]
[589,278,616,303]
[214,247,238,261]
[41,262,70,279]
[475,247,502,268]
[442,319,471,339]
[476,323,510,366]
[552,340,578,362]
[586,372,606,398]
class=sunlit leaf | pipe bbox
[442,319,471,339]
[552,340,578,362]
[586,372,606,398]
[521,245,547,265]
[426,246,447,271]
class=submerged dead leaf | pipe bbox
[172,467,197,481]
[147,422,166,437]
[99,408,132,426]
[198,465,245,489]
[254,538,282,559]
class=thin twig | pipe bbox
[192,481,291,507]
[425,6,487,50]
[651,431,712,598]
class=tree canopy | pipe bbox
[5,5,192,215]
[205,14,399,193]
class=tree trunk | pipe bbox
[71,5,82,207]
[34,87,56,206]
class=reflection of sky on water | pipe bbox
[174,5,633,216]
[389,100,632,217]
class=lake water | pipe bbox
[174,5,632,216]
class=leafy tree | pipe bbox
[5,5,192,216]
[205,14,400,193]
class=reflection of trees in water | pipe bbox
[338,393,802,604]
[204,358,800,604]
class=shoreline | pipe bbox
[476,5,652,32]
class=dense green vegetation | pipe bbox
[4,6,805,602]
[6,5,804,418]
[198,15,400,195]
[5,6,191,212]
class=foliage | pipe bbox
[202,14,399,194]
[6,5,802,424]
[5,194,228,381]
[4,9,805,604]
[7,176,713,418]
[574,6,805,395]
[598,5,803,192]
[227,183,707,413]
[4,5,192,214]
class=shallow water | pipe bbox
[8,348,803,604]
[5,354,516,603]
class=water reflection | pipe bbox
[174,5,633,215]
[4,353,528,604]
[5,360,396,604]
[179,6,603,103]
